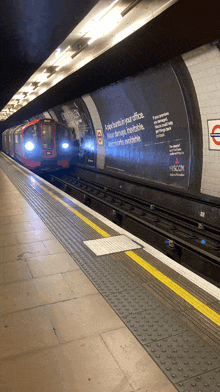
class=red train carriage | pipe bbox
[2,118,76,170]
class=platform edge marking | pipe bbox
[2,153,220,326]
[39,184,111,237]
[125,250,220,326]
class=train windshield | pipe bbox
[56,123,71,139]
[23,123,39,140]
[42,124,53,148]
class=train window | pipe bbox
[15,130,20,143]
[56,123,75,144]
[42,124,52,138]
[24,124,38,139]
[8,128,16,145]
[56,124,69,137]
[42,124,53,148]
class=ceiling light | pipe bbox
[36,69,48,84]
[81,0,120,36]
[76,57,93,70]
[154,0,176,15]
[55,51,73,71]
[51,45,71,66]
[54,75,64,84]
[95,0,119,21]
[87,9,122,45]
[37,69,46,79]
[56,58,72,71]
[38,75,48,85]
[14,93,25,101]
[55,47,62,59]
[114,27,134,43]
[23,84,35,93]
[114,16,151,44]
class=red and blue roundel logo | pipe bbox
[210,124,220,145]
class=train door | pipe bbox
[9,128,16,157]
[39,120,56,158]
[2,131,7,153]
[14,128,21,159]
[4,129,10,154]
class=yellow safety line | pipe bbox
[73,209,111,238]
[40,183,111,237]
[126,250,220,326]
[2,152,220,326]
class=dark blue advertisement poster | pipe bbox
[90,63,190,188]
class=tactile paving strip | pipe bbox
[28,175,118,238]
[177,368,220,391]
[145,331,220,383]
[126,306,189,344]
[106,288,161,316]
[1,155,220,392]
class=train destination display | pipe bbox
[91,63,191,188]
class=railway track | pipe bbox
[47,171,220,287]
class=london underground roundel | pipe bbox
[208,120,220,150]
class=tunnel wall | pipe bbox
[3,42,220,201]
[182,44,220,198]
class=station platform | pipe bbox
[0,151,220,392]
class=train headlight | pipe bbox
[83,141,94,151]
[62,142,69,149]
[25,141,35,151]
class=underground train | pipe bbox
[2,118,77,171]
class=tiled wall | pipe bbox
[182,44,220,197]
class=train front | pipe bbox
[22,119,75,171]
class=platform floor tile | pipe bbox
[26,252,79,277]
[46,293,125,343]
[16,227,56,244]
[0,259,32,285]
[0,221,33,235]
[1,335,134,392]
[0,241,50,264]
[0,232,20,247]
[42,238,67,254]
[0,207,24,217]
[1,307,59,358]
[62,269,98,297]
[2,279,43,314]
[101,327,177,392]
